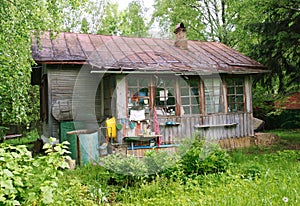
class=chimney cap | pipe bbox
[174,22,186,34]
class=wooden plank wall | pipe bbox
[156,113,254,143]
[46,65,103,138]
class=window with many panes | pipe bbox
[226,77,244,112]
[127,76,150,114]
[180,76,200,115]
[155,76,176,116]
[203,77,224,113]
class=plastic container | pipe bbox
[60,122,77,160]
[106,117,117,139]
[79,132,99,165]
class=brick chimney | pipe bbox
[174,22,187,49]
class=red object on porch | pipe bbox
[153,108,161,147]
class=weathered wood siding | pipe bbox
[45,65,103,138]
[156,113,254,143]
[42,68,254,141]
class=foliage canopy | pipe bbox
[0,0,83,126]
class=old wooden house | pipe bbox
[31,24,268,150]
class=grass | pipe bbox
[63,129,300,205]
[114,149,300,205]
[3,128,300,205]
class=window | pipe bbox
[204,77,224,113]
[127,76,150,114]
[180,77,200,115]
[226,78,244,112]
[155,76,176,116]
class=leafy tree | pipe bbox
[81,17,90,33]
[152,0,239,43]
[118,0,150,37]
[97,2,121,35]
[0,0,83,126]
[235,0,300,95]
[97,0,149,37]
[63,0,108,33]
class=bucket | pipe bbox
[106,117,116,139]
[99,143,108,156]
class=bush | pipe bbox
[0,138,94,205]
[180,138,231,175]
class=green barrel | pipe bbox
[60,121,99,165]
[60,121,78,161]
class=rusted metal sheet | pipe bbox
[32,32,268,74]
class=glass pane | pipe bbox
[214,79,221,87]
[213,87,221,95]
[180,78,188,86]
[236,95,244,103]
[140,79,149,87]
[165,78,175,87]
[191,97,199,104]
[218,104,224,112]
[192,106,200,114]
[235,78,244,86]
[139,88,148,96]
[229,103,237,112]
[205,88,213,94]
[155,97,164,106]
[181,88,189,96]
[181,97,190,105]
[189,78,199,87]
[191,88,199,95]
[206,104,213,113]
[237,103,244,111]
[128,78,137,86]
[167,97,176,106]
[183,106,190,115]
[204,79,213,86]
[227,87,234,95]
[156,88,164,97]
[227,97,234,105]
[226,78,234,86]
[168,88,175,96]
[236,87,244,94]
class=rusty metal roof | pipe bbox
[31,31,268,74]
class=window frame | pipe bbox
[127,75,151,114]
[203,76,225,114]
[126,75,203,117]
[179,76,201,116]
[226,77,245,113]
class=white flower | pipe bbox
[282,197,288,203]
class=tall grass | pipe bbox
[11,129,298,205]
[115,149,300,205]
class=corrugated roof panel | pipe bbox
[51,32,70,61]
[77,33,94,54]
[36,32,53,60]
[89,34,105,51]
[64,33,85,60]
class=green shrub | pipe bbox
[180,138,231,175]
[0,138,94,205]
